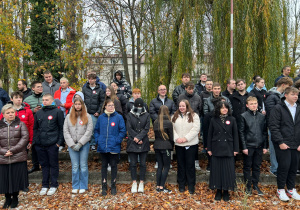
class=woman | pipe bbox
[101,86,122,115]
[207,101,239,202]
[126,98,150,193]
[249,78,267,114]
[172,99,200,194]
[0,104,29,208]
[153,105,173,193]
[94,99,126,196]
[64,98,93,194]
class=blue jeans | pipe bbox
[90,114,98,146]
[268,130,278,173]
[68,143,90,190]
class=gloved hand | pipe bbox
[71,143,83,151]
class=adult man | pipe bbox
[33,94,64,196]
[82,73,105,151]
[24,81,44,173]
[222,78,236,98]
[83,70,107,91]
[265,77,293,177]
[229,79,250,121]
[269,87,300,201]
[17,80,32,99]
[149,85,176,122]
[178,82,202,116]
[54,78,76,117]
[113,70,132,99]
[126,88,148,115]
[247,75,267,92]
[42,71,60,96]
[294,69,300,83]
[172,73,192,106]
[274,66,292,86]
[0,80,10,111]
[203,82,231,115]
[195,73,207,95]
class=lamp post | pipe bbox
[230,0,234,79]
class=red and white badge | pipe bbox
[48,115,53,120]
[111,122,115,127]
[93,90,96,94]
[15,125,19,129]
[79,121,83,125]
[225,121,230,125]
[22,115,25,118]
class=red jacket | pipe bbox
[0,102,34,144]
[54,86,76,114]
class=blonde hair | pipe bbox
[1,104,16,114]
[0,80,2,88]
[60,77,69,83]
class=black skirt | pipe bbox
[0,161,29,194]
[209,156,236,191]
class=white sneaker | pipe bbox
[131,182,137,193]
[39,188,48,196]
[138,182,144,193]
[72,189,78,194]
[107,164,111,172]
[170,164,172,169]
[277,189,290,201]
[79,189,86,194]
[287,189,300,200]
[47,187,57,196]
[154,162,158,169]
[195,161,201,171]
[59,146,64,152]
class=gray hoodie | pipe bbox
[42,79,60,97]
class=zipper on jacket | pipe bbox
[106,116,110,152]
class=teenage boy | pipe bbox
[42,71,60,97]
[195,73,207,95]
[17,80,32,99]
[33,94,64,196]
[83,70,107,91]
[178,82,202,116]
[239,96,268,195]
[269,87,300,202]
[126,88,149,115]
[222,78,236,98]
[172,73,192,106]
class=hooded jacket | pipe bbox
[82,83,105,114]
[126,108,150,153]
[149,95,176,122]
[94,111,126,153]
[42,78,60,97]
[33,105,64,146]
[0,102,34,144]
[24,92,44,113]
[0,117,29,164]
[83,76,107,91]
[265,87,283,125]
[0,88,10,111]
[72,91,85,102]
[178,91,202,116]
[113,70,132,99]
[54,86,76,115]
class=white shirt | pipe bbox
[284,100,297,122]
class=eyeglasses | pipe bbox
[106,105,115,107]
[159,89,167,91]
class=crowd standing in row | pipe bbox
[0,66,300,208]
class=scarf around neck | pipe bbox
[104,109,115,116]
[220,114,228,123]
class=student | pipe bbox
[111,82,128,117]
[64,97,93,194]
[195,73,207,95]
[101,86,122,115]
[172,99,200,194]
[172,73,192,106]
[153,105,174,193]
[126,88,148,116]
[246,75,267,93]
[42,71,60,97]
[94,99,126,196]
[249,78,267,114]
[17,80,32,99]
[33,94,64,196]
[274,66,292,87]
[113,70,132,99]
[238,96,268,195]
[222,79,236,98]
[207,101,239,202]
[269,87,300,201]
[0,80,11,111]
[126,98,150,193]
[83,70,107,91]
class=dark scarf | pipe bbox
[219,114,228,123]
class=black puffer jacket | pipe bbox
[149,95,176,122]
[153,116,174,150]
[113,70,132,99]
[116,93,128,117]
[269,100,300,149]
[249,88,267,113]
[238,110,268,150]
[82,83,105,114]
[126,109,150,153]
[33,105,64,146]
[178,91,202,116]
[195,81,206,95]
[264,87,282,125]
[172,84,186,106]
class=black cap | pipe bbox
[134,98,144,107]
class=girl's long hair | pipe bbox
[155,105,170,140]
[69,98,88,126]
[171,99,194,123]
[105,86,118,102]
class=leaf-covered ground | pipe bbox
[1,183,300,209]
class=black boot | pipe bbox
[253,185,264,195]
[223,190,230,202]
[214,189,222,201]
[2,193,12,209]
[102,182,107,196]
[28,166,40,174]
[111,182,117,195]
[10,192,19,208]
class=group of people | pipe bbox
[0,66,300,208]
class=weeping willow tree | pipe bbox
[142,0,206,103]
[211,0,288,89]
